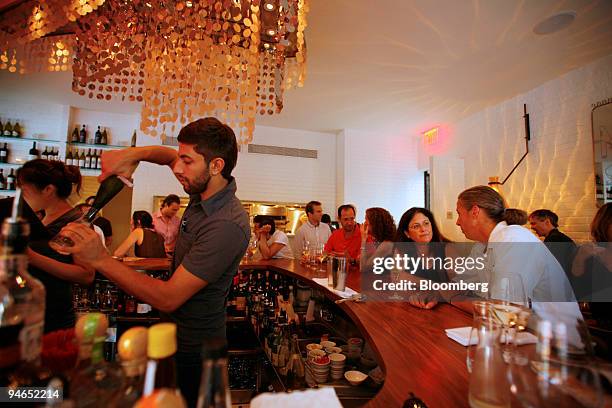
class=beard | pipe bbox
[182,170,211,195]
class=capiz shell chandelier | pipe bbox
[0,0,309,145]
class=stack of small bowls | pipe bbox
[309,354,330,383]
[347,337,363,360]
[329,353,346,380]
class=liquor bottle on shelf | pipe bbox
[3,121,12,137]
[0,142,8,163]
[12,122,21,137]
[70,313,125,406]
[95,126,102,145]
[131,130,137,147]
[71,126,80,143]
[101,127,108,145]
[6,168,16,190]
[79,124,87,144]
[65,149,73,166]
[52,146,59,161]
[115,327,148,407]
[0,169,5,190]
[41,146,49,160]
[196,338,231,408]
[141,323,183,399]
[78,149,85,168]
[85,148,92,169]
[27,141,39,161]
[96,149,102,169]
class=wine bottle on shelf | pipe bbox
[131,130,137,147]
[85,148,92,169]
[0,142,8,163]
[52,146,59,161]
[77,149,84,168]
[0,119,4,135]
[65,149,73,166]
[0,169,6,190]
[12,122,21,137]
[79,124,87,144]
[94,126,102,145]
[3,121,12,137]
[101,127,108,145]
[6,168,15,190]
[41,146,49,160]
[71,126,79,143]
[27,142,39,161]
[96,149,102,169]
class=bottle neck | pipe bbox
[142,355,177,396]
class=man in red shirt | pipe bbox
[324,204,362,262]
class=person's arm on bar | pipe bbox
[99,146,179,182]
[26,248,95,285]
[57,222,207,313]
[257,226,284,260]
[113,228,143,258]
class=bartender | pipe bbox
[56,117,250,407]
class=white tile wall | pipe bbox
[434,54,612,242]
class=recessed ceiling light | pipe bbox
[533,11,576,35]
[267,29,276,36]
[264,2,274,11]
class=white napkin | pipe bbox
[312,278,359,299]
[250,387,342,408]
[445,326,538,346]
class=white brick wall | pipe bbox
[435,54,612,242]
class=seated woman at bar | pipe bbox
[17,159,95,332]
[395,207,450,283]
[254,214,293,259]
[114,210,166,258]
[360,207,396,266]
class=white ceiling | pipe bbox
[256,0,612,134]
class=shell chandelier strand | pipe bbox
[0,0,309,145]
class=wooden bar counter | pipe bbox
[240,259,472,408]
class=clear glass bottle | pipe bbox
[196,338,231,408]
[115,326,148,407]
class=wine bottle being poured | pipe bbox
[49,175,133,254]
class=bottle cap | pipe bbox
[147,323,177,359]
[118,326,148,362]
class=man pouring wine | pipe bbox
[55,117,251,408]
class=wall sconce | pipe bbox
[488,104,531,198]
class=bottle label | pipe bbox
[27,155,37,161]
[19,320,44,362]
[0,151,6,157]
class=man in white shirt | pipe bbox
[293,200,332,258]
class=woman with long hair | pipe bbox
[395,207,451,282]
[114,210,166,258]
[360,207,396,266]
[17,159,95,332]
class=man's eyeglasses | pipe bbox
[408,220,431,231]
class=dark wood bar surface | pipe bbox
[240,259,472,408]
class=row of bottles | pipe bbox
[0,119,23,137]
[71,125,109,145]
[0,168,16,190]
[0,142,61,164]
[66,148,103,169]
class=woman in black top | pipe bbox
[395,207,451,283]
[114,210,166,258]
[17,159,95,332]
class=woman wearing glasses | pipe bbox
[395,207,451,283]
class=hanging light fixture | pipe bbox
[0,0,310,145]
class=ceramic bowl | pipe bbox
[306,343,323,351]
[345,370,368,386]
[329,353,346,364]
[320,340,336,349]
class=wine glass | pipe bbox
[488,273,530,361]
[507,313,603,408]
[301,241,310,265]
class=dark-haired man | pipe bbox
[56,117,250,408]
[153,193,181,255]
[324,204,362,262]
[293,200,331,258]
[529,209,576,280]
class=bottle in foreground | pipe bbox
[196,338,231,408]
[115,326,149,407]
[70,313,125,407]
[139,322,185,407]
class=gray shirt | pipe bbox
[164,178,250,353]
